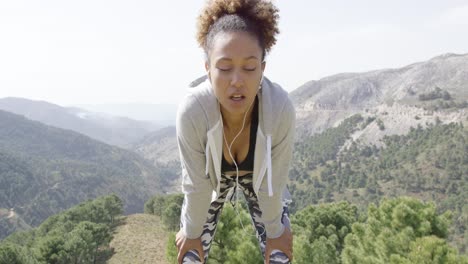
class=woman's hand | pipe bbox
[264,226,293,263]
[175,229,205,264]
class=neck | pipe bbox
[220,104,254,132]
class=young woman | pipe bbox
[175,0,295,263]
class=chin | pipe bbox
[221,102,248,116]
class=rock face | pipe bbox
[290,53,468,137]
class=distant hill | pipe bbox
[132,126,180,191]
[0,97,162,148]
[133,126,178,165]
[0,110,166,239]
[73,103,177,126]
[0,208,30,241]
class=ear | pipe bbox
[205,61,211,79]
[261,61,266,73]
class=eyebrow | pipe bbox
[217,56,260,62]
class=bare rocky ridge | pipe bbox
[291,53,468,138]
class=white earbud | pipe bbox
[258,74,264,91]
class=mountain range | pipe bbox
[72,102,177,125]
[0,97,163,148]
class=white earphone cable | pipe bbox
[222,79,265,237]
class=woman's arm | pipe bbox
[257,97,295,262]
[257,97,295,238]
[176,96,213,239]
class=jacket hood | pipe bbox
[187,75,279,196]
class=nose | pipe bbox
[230,70,244,88]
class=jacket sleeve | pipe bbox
[176,96,213,239]
[257,97,295,238]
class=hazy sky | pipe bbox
[1,0,467,106]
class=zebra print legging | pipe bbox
[181,172,291,263]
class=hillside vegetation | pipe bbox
[0,110,164,239]
[290,116,467,253]
[1,113,466,263]
[145,194,467,264]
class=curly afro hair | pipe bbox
[196,0,280,60]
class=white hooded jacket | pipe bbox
[176,76,295,239]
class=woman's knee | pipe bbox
[181,249,203,264]
[268,249,291,264]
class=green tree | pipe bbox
[36,235,67,264]
[342,197,461,264]
[0,195,121,264]
[162,203,182,232]
[0,243,37,264]
[292,201,358,264]
[210,204,262,264]
[146,193,184,231]
[406,236,468,264]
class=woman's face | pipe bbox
[206,31,265,117]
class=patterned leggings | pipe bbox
[181,173,291,263]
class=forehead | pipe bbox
[209,31,262,61]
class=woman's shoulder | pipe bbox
[179,77,211,113]
[177,76,219,127]
[263,78,294,114]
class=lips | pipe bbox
[230,94,245,101]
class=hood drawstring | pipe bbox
[262,78,274,197]
[266,134,273,197]
[205,143,210,176]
